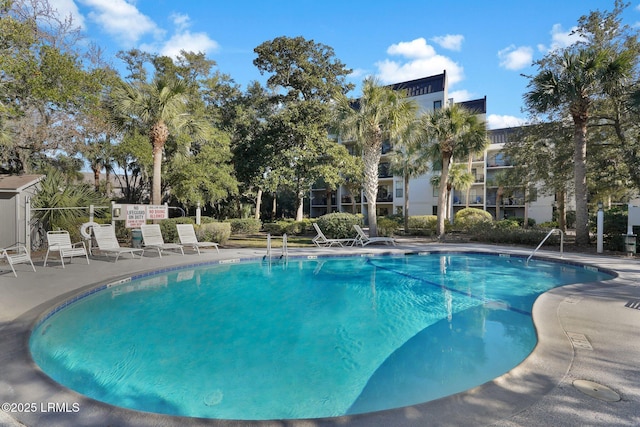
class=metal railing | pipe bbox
[526,228,564,265]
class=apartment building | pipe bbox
[310,72,556,225]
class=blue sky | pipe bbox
[50,0,640,129]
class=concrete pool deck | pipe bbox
[0,241,639,426]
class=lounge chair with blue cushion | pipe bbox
[353,224,396,246]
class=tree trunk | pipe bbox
[150,121,169,206]
[496,186,503,220]
[403,173,410,233]
[255,188,262,220]
[363,144,381,237]
[92,166,100,191]
[557,190,567,232]
[295,191,304,221]
[436,154,451,238]
[573,116,589,245]
[272,192,277,219]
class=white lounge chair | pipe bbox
[92,224,144,262]
[353,224,396,246]
[312,223,356,247]
[44,230,90,267]
[1,243,36,277]
[140,224,184,258]
[176,224,219,255]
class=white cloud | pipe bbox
[431,34,464,51]
[170,13,190,32]
[498,45,533,70]
[448,89,474,103]
[387,38,436,58]
[159,31,219,58]
[80,0,162,45]
[537,24,586,53]
[487,114,527,130]
[48,0,86,29]
[377,37,464,85]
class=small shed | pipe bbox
[0,174,45,249]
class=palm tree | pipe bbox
[110,77,209,205]
[387,138,430,232]
[333,77,417,236]
[415,104,488,239]
[430,163,475,222]
[523,47,633,245]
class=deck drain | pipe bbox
[573,380,620,402]
[625,299,640,310]
[566,332,593,350]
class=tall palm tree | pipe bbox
[523,47,633,245]
[388,138,430,232]
[110,77,208,205]
[416,104,488,239]
[333,77,417,236]
[430,163,475,222]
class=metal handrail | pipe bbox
[526,228,564,265]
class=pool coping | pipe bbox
[1,243,639,426]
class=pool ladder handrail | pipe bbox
[265,233,288,261]
[526,228,564,266]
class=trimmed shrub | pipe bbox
[262,219,311,236]
[225,218,262,234]
[407,215,438,236]
[468,221,557,246]
[455,208,492,231]
[196,222,231,245]
[377,217,399,237]
[316,212,362,239]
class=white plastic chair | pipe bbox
[140,224,184,258]
[92,224,144,262]
[312,223,356,247]
[353,224,396,246]
[44,230,90,268]
[1,243,36,277]
[176,224,219,255]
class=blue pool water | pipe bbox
[30,253,613,420]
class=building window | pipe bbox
[433,100,442,110]
[395,181,403,198]
[432,205,438,215]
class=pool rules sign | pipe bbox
[112,204,169,228]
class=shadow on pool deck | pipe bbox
[1,242,639,426]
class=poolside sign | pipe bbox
[125,204,147,228]
[146,205,168,220]
[112,203,170,227]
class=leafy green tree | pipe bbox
[523,1,636,245]
[254,36,354,221]
[109,76,210,205]
[333,78,417,236]
[414,104,488,238]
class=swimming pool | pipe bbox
[29,252,613,420]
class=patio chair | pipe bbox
[140,224,184,258]
[1,243,36,277]
[312,223,356,247]
[44,230,90,268]
[92,224,144,262]
[176,224,219,255]
[353,224,396,247]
